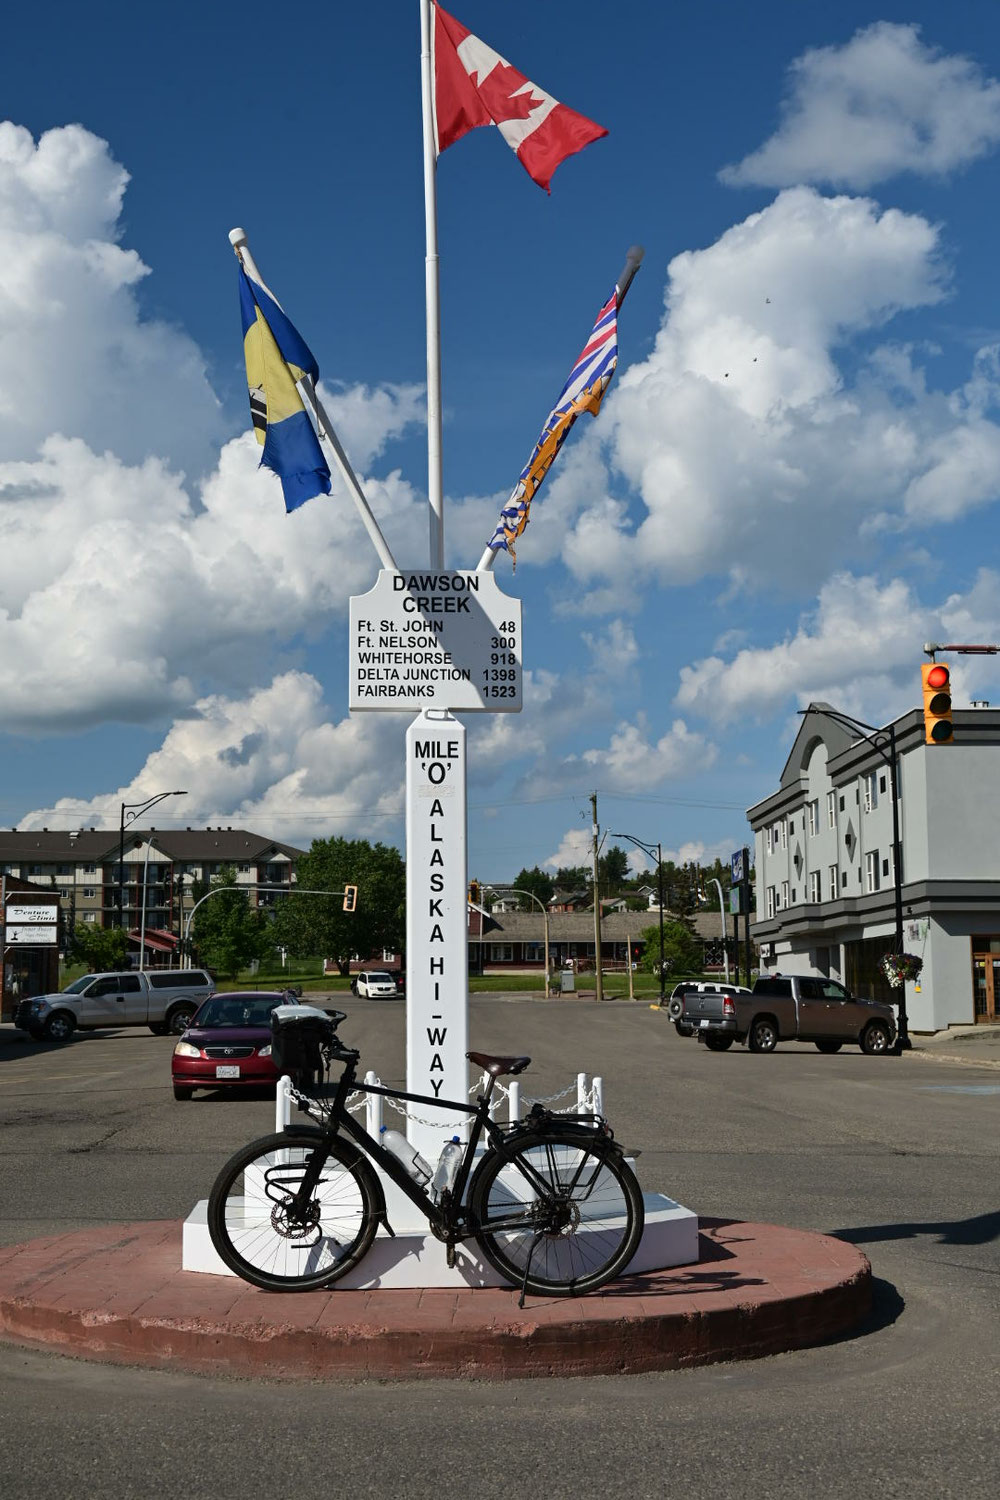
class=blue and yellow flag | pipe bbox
[238,266,331,512]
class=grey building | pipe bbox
[749,703,1000,1031]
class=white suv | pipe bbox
[351,970,399,999]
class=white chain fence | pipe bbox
[276,1069,604,1135]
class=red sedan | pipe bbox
[171,990,303,1100]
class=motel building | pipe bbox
[748,702,1000,1031]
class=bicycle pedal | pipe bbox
[446,1244,456,1269]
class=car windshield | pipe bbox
[192,996,283,1028]
[367,973,393,983]
[64,976,99,994]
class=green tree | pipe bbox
[638,919,703,978]
[511,866,554,910]
[599,844,630,893]
[271,837,405,975]
[68,923,129,971]
[191,867,272,979]
[554,865,589,892]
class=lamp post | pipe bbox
[699,877,729,983]
[118,792,187,938]
[798,705,909,1053]
[484,886,550,997]
[610,833,665,1007]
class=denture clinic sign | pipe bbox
[349,570,522,713]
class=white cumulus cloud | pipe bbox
[721,23,1000,190]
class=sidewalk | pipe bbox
[906,1023,1000,1069]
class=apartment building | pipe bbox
[749,703,1000,1031]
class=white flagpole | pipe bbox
[420,0,445,569]
[229,228,398,573]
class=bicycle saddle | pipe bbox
[467,1050,531,1077]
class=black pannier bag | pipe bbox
[270,1005,336,1077]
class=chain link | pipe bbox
[283,1073,596,1128]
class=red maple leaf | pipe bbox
[475,61,544,125]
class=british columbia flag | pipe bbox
[485,290,619,566]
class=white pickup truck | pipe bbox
[14,968,215,1043]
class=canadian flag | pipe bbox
[432,5,607,192]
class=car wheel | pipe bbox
[166,1005,196,1036]
[815,1039,843,1054]
[43,1012,76,1044]
[172,1084,194,1101]
[860,1020,891,1055]
[674,1022,693,1038]
[704,1033,734,1051]
[149,1023,168,1036]
[747,1016,778,1053]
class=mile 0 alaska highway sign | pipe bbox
[349,570,522,713]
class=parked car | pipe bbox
[667,981,752,1036]
[350,969,399,999]
[670,973,897,1055]
[171,990,305,1100]
[14,968,215,1043]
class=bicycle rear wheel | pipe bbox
[207,1130,378,1292]
[469,1129,644,1298]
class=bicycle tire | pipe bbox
[468,1127,644,1298]
[207,1130,379,1292]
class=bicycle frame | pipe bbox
[296,1047,514,1241]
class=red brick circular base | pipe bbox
[0,1217,871,1380]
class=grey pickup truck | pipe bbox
[669,974,897,1055]
[14,968,215,1043]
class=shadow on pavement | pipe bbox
[833,1208,1000,1247]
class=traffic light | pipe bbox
[921,662,953,744]
[468,880,481,905]
[342,885,358,912]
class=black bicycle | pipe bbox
[207,1006,644,1304]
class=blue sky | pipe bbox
[2,1,1000,880]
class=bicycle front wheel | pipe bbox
[469,1129,644,1298]
[207,1130,378,1292]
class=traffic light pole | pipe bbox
[799,706,909,1054]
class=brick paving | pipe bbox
[0,1217,871,1380]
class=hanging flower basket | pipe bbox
[880,952,923,988]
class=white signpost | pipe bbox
[349,570,521,1157]
[350,570,521,713]
[5,905,58,926]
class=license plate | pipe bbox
[699,1019,711,1028]
[215,1064,240,1078]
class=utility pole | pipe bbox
[590,792,604,1003]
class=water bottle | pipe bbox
[430,1136,463,1200]
[379,1127,432,1185]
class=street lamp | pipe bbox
[118,792,187,937]
[484,886,550,997]
[610,833,665,1006]
[798,705,909,1053]
[699,877,729,983]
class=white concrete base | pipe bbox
[182,1154,699,1290]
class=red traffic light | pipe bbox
[921,662,953,744]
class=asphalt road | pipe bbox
[1,998,997,1499]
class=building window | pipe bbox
[82,887,96,899]
[839,795,845,812]
[879,774,886,794]
[863,772,878,812]
[808,800,819,835]
[827,792,836,829]
[828,865,838,900]
[781,880,789,909]
[865,851,880,893]
[810,871,822,903]
[765,826,773,855]
[767,887,776,919]
[882,857,890,878]
[83,911,97,923]
[780,820,788,849]
[842,871,848,889]
[489,944,513,962]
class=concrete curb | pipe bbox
[0,1217,872,1381]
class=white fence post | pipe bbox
[275,1074,292,1132]
[577,1071,587,1112]
[365,1070,382,1136]
[508,1079,520,1124]
[592,1076,604,1118]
